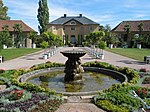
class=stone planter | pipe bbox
[137,44,141,49]
[109,44,113,49]
[3,44,7,49]
[101,54,104,60]
[47,52,51,58]
[32,44,36,48]
[43,54,48,59]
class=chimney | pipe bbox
[79,14,82,17]
[64,14,67,17]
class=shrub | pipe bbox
[140,68,147,72]
[83,61,139,84]
[96,100,129,112]
[0,68,5,73]
[94,85,150,111]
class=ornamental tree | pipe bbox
[0,0,10,20]
[13,24,23,48]
[37,0,49,34]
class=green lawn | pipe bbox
[105,48,150,61]
[0,48,42,61]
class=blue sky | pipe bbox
[3,0,150,32]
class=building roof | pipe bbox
[112,20,150,32]
[0,20,35,32]
[49,14,99,25]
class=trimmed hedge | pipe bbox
[83,61,139,84]
[9,62,64,95]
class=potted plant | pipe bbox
[40,41,49,59]
[98,41,106,59]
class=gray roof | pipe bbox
[49,16,99,25]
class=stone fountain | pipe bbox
[61,50,86,82]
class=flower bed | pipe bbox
[142,77,150,84]
[0,86,63,112]
[94,84,150,112]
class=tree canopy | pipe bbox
[0,0,10,20]
[85,31,105,45]
[37,0,49,34]
[13,24,23,47]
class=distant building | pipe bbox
[47,14,99,45]
[0,20,35,48]
[112,20,150,47]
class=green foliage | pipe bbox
[0,0,10,20]
[30,62,64,71]
[98,41,106,50]
[106,48,150,61]
[9,62,64,95]
[41,32,63,47]
[0,77,12,86]
[0,25,13,47]
[96,100,129,112]
[13,24,23,48]
[40,41,49,48]
[28,31,38,44]
[83,61,139,84]
[94,85,148,111]
[0,48,42,61]
[85,31,105,45]
[0,86,63,112]
[37,0,49,34]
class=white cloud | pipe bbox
[3,0,150,32]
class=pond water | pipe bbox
[27,71,121,92]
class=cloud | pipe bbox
[3,0,150,32]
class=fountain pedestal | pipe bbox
[61,50,86,82]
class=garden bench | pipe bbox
[0,56,3,63]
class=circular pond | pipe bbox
[25,67,126,94]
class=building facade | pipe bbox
[47,14,99,45]
[112,20,150,47]
[0,20,35,48]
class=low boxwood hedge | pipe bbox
[83,61,139,84]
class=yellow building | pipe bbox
[47,14,99,45]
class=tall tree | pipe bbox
[137,23,143,38]
[13,24,23,48]
[0,0,10,20]
[0,25,12,47]
[124,24,131,47]
[136,23,144,44]
[28,31,38,44]
[37,0,49,34]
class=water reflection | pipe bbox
[28,71,120,92]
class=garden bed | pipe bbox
[141,77,150,89]
[94,85,150,112]
[0,86,63,112]
[143,77,150,84]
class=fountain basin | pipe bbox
[18,67,127,96]
[60,50,86,58]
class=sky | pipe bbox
[3,0,150,32]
